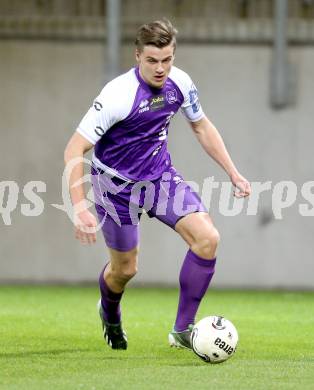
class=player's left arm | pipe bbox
[190,116,251,198]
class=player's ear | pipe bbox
[135,49,140,62]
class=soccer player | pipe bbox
[64,19,251,350]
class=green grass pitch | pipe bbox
[0,286,313,390]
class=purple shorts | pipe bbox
[91,165,207,251]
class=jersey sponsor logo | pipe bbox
[95,126,105,137]
[166,89,177,104]
[188,84,200,113]
[93,101,103,111]
[150,95,165,111]
[138,99,150,113]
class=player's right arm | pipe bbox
[64,132,98,245]
[65,73,135,244]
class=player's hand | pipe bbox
[74,209,97,245]
[230,172,251,198]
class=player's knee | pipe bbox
[211,227,220,248]
[111,264,137,284]
[116,268,137,283]
[121,260,138,280]
[192,227,220,259]
[111,252,138,283]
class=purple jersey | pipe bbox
[77,66,204,181]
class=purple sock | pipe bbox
[174,250,216,332]
[99,265,123,324]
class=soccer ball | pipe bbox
[191,316,239,364]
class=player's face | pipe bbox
[136,44,175,88]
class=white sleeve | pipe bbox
[76,70,138,144]
[169,67,205,123]
[181,81,205,122]
[76,83,121,145]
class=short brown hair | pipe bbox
[135,19,178,52]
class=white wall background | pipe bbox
[0,40,313,288]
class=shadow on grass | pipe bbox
[0,348,93,358]
[0,348,204,368]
